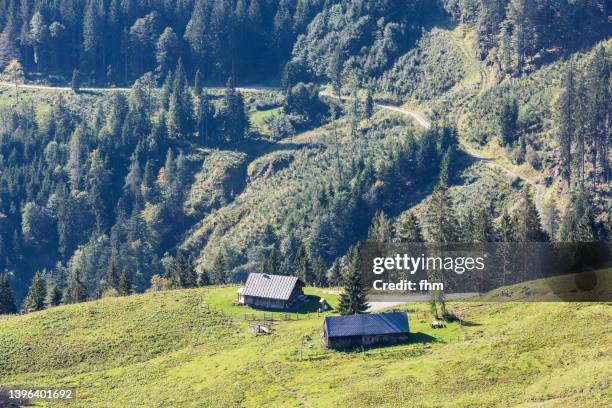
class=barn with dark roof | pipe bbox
[237,273,305,310]
[323,312,410,349]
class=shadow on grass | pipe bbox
[459,320,481,327]
[331,331,437,353]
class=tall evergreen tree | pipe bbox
[118,267,131,295]
[368,211,393,243]
[211,252,227,284]
[556,63,575,188]
[64,269,88,304]
[395,212,424,242]
[106,259,120,291]
[313,256,327,287]
[512,186,547,242]
[47,284,63,306]
[23,271,47,311]
[337,247,368,315]
[426,182,457,243]
[294,243,313,284]
[262,246,281,276]
[0,274,17,314]
[327,259,342,287]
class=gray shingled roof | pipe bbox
[241,273,303,301]
[325,312,410,337]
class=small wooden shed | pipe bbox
[323,312,410,349]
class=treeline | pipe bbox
[0,0,325,84]
[443,0,611,74]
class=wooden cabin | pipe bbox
[323,312,410,349]
[237,273,305,310]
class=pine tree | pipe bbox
[294,243,313,284]
[426,182,457,244]
[363,89,374,119]
[368,211,394,243]
[106,260,120,291]
[313,256,327,287]
[558,189,597,242]
[395,212,424,242]
[221,77,249,143]
[512,186,547,242]
[118,267,131,295]
[261,246,280,275]
[328,259,342,287]
[65,269,88,304]
[167,59,193,138]
[48,284,63,306]
[499,97,519,146]
[194,69,203,95]
[337,247,368,315]
[0,274,17,314]
[211,252,227,284]
[182,255,198,288]
[23,271,47,311]
[556,63,575,188]
[166,253,183,289]
[474,206,495,243]
[198,269,211,286]
[71,68,80,92]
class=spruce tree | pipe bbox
[426,182,457,243]
[556,63,575,188]
[328,259,342,287]
[313,256,326,287]
[23,271,47,311]
[106,260,120,291]
[65,269,88,304]
[71,68,80,92]
[194,69,203,95]
[363,89,374,119]
[198,269,211,286]
[118,267,131,295]
[48,285,63,306]
[182,255,198,288]
[396,212,424,242]
[211,252,227,284]
[337,247,368,315]
[368,211,393,243]
[261,246,280,275]
[499,97,518,146]
[512,186,547,242]
[0,274,17,314]
[294,243,313,284]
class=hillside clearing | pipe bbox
[0,285,609,407]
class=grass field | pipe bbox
[0,283,610,407]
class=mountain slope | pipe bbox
[0,288,610,407]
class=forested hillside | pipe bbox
[0,0,610,308]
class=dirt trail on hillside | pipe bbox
[2,79,543,211]
[0,81,277,93]
[320,90,544,213]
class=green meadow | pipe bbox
[0,283,610,407]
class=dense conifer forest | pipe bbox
[0,0,609,308]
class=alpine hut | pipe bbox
[237,273,305,309]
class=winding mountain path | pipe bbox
[319,90,545,213]
[0,81,278,93]
[2,79,544,211]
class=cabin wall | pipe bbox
[243,295,286,309]
[326,333,410,349]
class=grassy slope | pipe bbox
[0,286,610,407]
